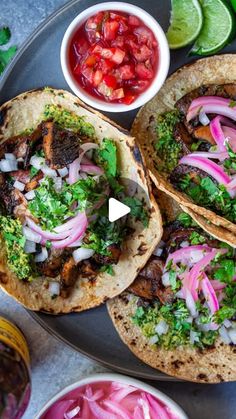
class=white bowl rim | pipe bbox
[60,2,170,112]
[35,372,188,418]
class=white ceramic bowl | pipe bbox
[60,2,170,112]
[35,373,188,418]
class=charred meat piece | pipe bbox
[0,173,27,218]
[60,257,79,298]
[165,227,197,254]
[169,164,217,190]
[42,122,82,169]
[192,126,215,145]
[78,259,99,280]
[10,170,30,184]
[25,171,43,192]
[129,257,174,304]
[93,244,121,265]
[173,122,191,154]
[176,84,236,117]
[0,125,42,168]
[38,249,65,278]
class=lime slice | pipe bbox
[190,0,236,56]
[167,0,203,49]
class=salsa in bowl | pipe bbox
[61,2,170,112]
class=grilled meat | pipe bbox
[78,259,99,280]
[42,121,82,169]
[173,122,191,154]
[38,250,64,278]
[25,171,43,192]
[93,244,121,265]
[192,126,215,145]
[129,257,175,304]
[60,257,79,298]
[0,125,42,168]
[169,164,217,190]
[10,170,30,184]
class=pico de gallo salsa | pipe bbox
[69,11,159,105]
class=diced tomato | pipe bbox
[132,45,152,62]
[103,74,117,89]
[93,11,105,25]
[84,55,97,67]
[133,26,154,44]
[103,20,119,41]
[128,15,140,26]
[111,35,125,48]
[110,12,127,22]
[111,48,125,64]
[135,62,154,79]
[118,20,129,34]
[98,58,115,74]
[81,67,94,83]
[93,70,103,86]
[128,79,150,92]
[91,44,103,55]
[121,94,136,104]
[117,64,135,80]
[109,88,125,101]
[100,48,114,59]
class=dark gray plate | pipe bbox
[1,0,236,384]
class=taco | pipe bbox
[131,54,236,246]
[107,191,236,383]
[0,88,162,314]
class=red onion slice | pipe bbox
[223,125,236,152]
[179,155,231,185]
[80,164,104,175]
[190,151,228,161]
[164,245,211,271]
[188,96,231,112]
[146,393,169,419]
[103,400,131,419]
[201,273,219,314]
[51,213,87,249]
[210,279,226,291]
[22,226,42,243]
[68,143,98,184]
[187,103,236,123]
[26,217,72,241]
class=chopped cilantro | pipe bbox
[0,216,34,280]
[122,196,149,227]
[229,100,236,108]
[30,166,39,179]
[95,138,117,177]
[43,104,95,137]
[155,111,181,173]
[214,306,236,324]
[214,259,235,284]
[177,212,196,228]
[189,231,206,245]
[100,265,115,275]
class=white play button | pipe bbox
[108,198,130,222]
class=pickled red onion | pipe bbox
[188,96,231,112]
[68,143,98,184]
[164,245,211,271]
[187,103,236,123]
[190,151,228,161]
[80,164,104,175]
[51,213,87,249]
[201,273,219,314]
[179,155,231,185]
[222,126,236,152]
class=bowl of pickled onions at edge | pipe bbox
[36,373,188,419]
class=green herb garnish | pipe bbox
[155,111,181,173]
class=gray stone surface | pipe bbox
[0,2,109,418]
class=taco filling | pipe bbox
[0,103,149,299]
[155,84,236,222]
[128,213,236,350]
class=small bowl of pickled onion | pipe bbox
[35,373,188,419]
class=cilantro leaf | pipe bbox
[96,138,117,177]
[0,27,11,46]
[214,259,235,284]
[214,306,236,324]
[189,231,206,245]
[177,212,195,228]
[0,45,17,75]
[229,100,236,108]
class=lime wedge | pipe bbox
[167,0,203,49]
[190,0,236,55]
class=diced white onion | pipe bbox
[30,155,45,170]
[175,290,184,299]
[13,180,25,192]
[41,165,57,177]
[5,153,16,161]
[155,319,169,336]
[228,328,236,345]
[148,335,159,345]
[219,326,231,344]
[49,281,60,296]
[223,319,232,329]
[17,157,24,163]
[35,247,48,262]
[196,320,214,332]
[190,330,200,345]
[73,247,95,264]
[54,177,62,191]
[152,247,163,257]
[185,316,193,323]
[24,240,36,254]
[180,241,189,248]
[79,172,88,180]
[23,226,41,243]
[25,190,35,200]
[199,111,210,126]
[0,159,18,172]
[57,167,69,177]
[162,272,170,287]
